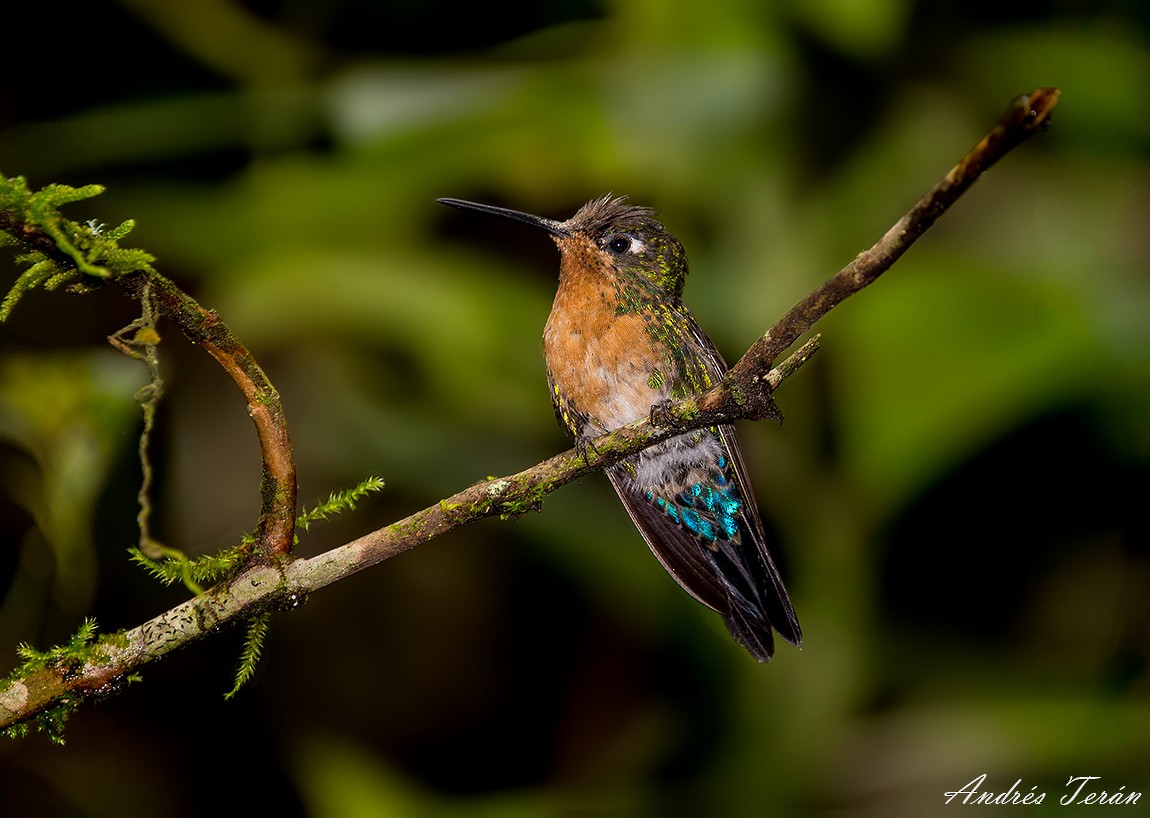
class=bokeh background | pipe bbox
[2,1,1148,815]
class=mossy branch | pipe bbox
[0,177,153,319]
[0,176,298,561]
[0,88,1059,738]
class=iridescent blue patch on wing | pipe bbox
[718,509,739,539]
[648,474,742,543]
[680,506,714,540]
[654,495,680,525]
[703,481,742,540]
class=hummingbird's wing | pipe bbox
[691,318,803,655]
[714,422,803,648]
[602,312,801,661]
[606,464,730,610]
[605,429,802,661]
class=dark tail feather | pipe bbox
[723,608,776,662]
[709,539,801,662]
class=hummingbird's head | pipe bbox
[437,194,688,300]
[563,195,688,300]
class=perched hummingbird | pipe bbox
[438,194,801,661]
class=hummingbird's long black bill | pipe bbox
[437,197,572,238]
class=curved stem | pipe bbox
[114,271,297,559]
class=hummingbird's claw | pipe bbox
[649,399,676,428]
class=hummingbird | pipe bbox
[438,194,801,661]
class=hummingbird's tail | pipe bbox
[707,536,802,662]
[605,433,802,662]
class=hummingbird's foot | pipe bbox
[649,399,676,428]
[575,432,601,465]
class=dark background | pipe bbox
[1,1,1148,815]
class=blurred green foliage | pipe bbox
[1,0,1148,815]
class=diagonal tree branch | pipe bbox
[0,87,1059,735]
[704,86,1061,419]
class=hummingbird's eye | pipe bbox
[606,236,632,254]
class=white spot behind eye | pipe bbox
[607,236,646,254]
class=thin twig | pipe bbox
[707,86,1060,416]
[107,277,165,558]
